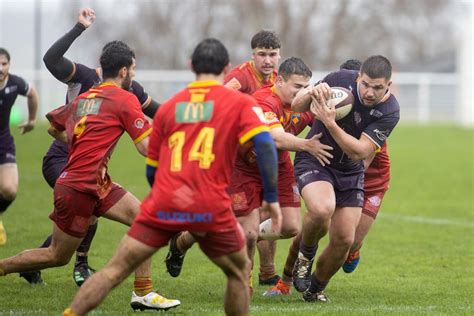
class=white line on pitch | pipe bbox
[378,213,474,228]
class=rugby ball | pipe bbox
[311,86,354,120]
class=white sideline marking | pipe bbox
[379,213,474,228]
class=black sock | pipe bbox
[75,254,88,266]
[309,274,328,293]
[39,235,53,248]
[0,196,13,213]
[299,239,318,260]
[77,222,98,253]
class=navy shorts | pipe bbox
[0,134,16,164]
[294,157,364,208]
[42,140,69,188]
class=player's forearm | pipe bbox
[26,88,39,122]
[291,87,312,112]
[325,121,369,161]
[253,132,278,203]
[43,23,86,81]
[272,129,306,152]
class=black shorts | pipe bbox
[0,134,16,164]
[294,157,364,208]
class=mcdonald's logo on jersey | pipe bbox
[176,101,214,123]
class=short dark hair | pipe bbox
[361,55,392,80]
[340,59,361,71]
[251,30,281,50]
[191,38,229,75]
[0,48,11,62]
[278,57,312,80]
[99,41,135,79]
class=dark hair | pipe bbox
[361,55,392,80]
[251,30,281,50]
[191,38,229,75]
[0,48,11,62]
[99,41,135,79]
[278,57,312,80]
[340,59,362,71]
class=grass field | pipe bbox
[0,123,473,315]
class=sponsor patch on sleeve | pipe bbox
[225,77,242,91]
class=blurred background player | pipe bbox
[62,37,282,316]
[290,55,400,303]
[0,47,38,246]
[19,7,160,286]
[0,41,180,312]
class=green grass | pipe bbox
[0,123,473,315]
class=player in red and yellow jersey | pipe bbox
[63,38,282,316]
[0,41,180,312]
[224,30,280,94]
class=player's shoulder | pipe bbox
[374,93,400,117]
[6,73,26,85]
[323,69,358,89]
[253,87,278,107]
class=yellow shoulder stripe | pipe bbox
[239,125,270,145]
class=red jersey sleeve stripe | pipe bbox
[134,128,152,144]
[146,157,159,167]
[239,125,270,145]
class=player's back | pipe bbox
[150,81,265,212]
[48,83,150,198]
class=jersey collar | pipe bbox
[188,80,220,88]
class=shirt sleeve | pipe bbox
[224,68,248,93]
[146,110,163,167]
[362,112,400,149]
[68,63,96,84]
[45,104,71,131]
[130,80,152,108]
[237,95,270,144]
[258,99,281,129]
[15,76,30,96]
[119,94,152,144]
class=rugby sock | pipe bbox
[259,264,277,280]
[134,277,153,296]
[283,234,302,279]
[76,222,98,254]
[75,254,88,266]
[39,235,53,248]
[299,240,317,260]
[0,196,13,213]
[308,275,328,293]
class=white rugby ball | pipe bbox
[311,86,354,120]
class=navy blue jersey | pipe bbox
[296,69,400,172]
[0,74,30,137]
[45,63,151,170]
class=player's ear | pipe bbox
[387,80,392,88]
[118,66,127,78]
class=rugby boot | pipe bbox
[302,289,329,303]
[19,271,45,285]
[263,279,291,297]
[73,262,96,286]
[292,251,314,292]
[165,233,185,277]
[342,250,360,273]
[131,291,180,311]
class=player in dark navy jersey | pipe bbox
[20,8,160,287]
[290,55,400,302]
[0,47,39,247]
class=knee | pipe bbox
[331,234,355,251]
[281,222,300,239]
[0,186,16,201]
[49,249,71,267]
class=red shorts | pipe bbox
[362,189,388,219]
[49,183,127,238]
[229,159,300,217]
[128,215,245,258]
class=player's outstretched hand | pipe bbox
[262,201,282,236]
[18,120,35,134]
[78,7,96,28]
[305,133,333,166]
